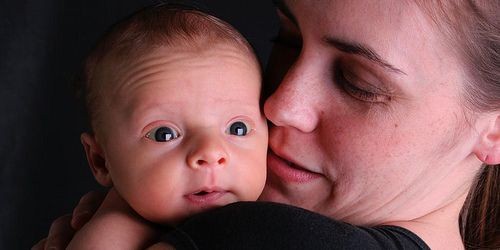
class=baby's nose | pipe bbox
[187,135,229,169]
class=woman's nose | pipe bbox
[187,134,229,169]
[264,55,320,133]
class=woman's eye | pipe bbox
[335,66,383,103]
[342,79,379,101]
[145,126,180,142]
[227,121,249,136]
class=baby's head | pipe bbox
[79,4,268,224]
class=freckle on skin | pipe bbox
[394,124,398,128]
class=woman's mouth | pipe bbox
[267,150,323,183]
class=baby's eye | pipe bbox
[145,126,180,142]
[227,121,249,136]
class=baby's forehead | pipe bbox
[101,42,260,98]
[115,50,261,115]
[110,39,256,73]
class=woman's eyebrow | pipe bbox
[323,36,407,75]
[272,0,298,26]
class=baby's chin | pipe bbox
[140,196,240,225]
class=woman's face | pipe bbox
[260,0,483,225]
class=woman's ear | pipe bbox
[81,133,113,187]
[474,115,500,165]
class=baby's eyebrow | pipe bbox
[323,36,407,76]
[272,0,298,26]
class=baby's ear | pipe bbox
[474,115,500,165]
[81,133,112,187]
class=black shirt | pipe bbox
[164,202,430,250]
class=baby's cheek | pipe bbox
[125,177,174,222]
[243,159,267,200]
[114,164,173,217]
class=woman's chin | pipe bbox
[258,183,292,204]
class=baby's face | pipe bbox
[98,44,267,223]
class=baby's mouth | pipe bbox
[185,188,228,204]
[193,190,211,196]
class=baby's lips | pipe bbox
[185,188,229,204]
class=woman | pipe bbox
[37,0,499,249]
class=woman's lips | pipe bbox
[267,150,322,183]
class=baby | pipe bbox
[68,4,268,249]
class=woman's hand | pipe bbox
[146,242,177,250]
[32,214,74,250]
[31,191,106,250]
[70,191,107,230]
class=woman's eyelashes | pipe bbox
[334,63,391,103]
[145,126,180,142]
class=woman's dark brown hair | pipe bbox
[414,1,499,248]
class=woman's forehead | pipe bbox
[281,0,416,26]
[285,0,460,84]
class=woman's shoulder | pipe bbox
[163,201,430,250]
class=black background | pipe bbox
[0,1,278,248]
